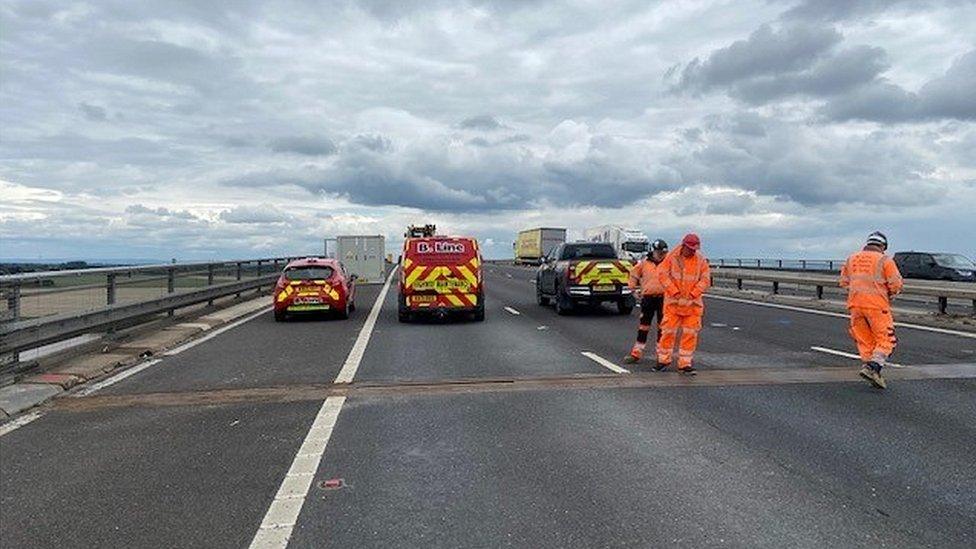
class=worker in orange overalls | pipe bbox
[624,239,669,364]
[656,233,711,375]
[840,231,903,389]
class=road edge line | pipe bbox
[333,268,396,384]
[707,294,976,340]
[581,351,629,374]
[248,269,395,547]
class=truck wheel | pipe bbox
[536,284,550,306]
[274,310,286,322]
[554,288,572,316]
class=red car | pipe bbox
[273,258,357,321]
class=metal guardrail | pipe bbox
[711,258,843,272]
[0,257,301,361]
[711,268,976,315]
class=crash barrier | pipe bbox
[711,268,976,315]
[711,258,843,272]
[0,257,301,366]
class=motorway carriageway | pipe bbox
[1,263,975,548]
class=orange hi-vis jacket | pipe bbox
[840,249,904,310]
[628,258,666,297]
[658,249,711,315]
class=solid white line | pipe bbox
[73,359,163,397]
[503,306,521,316]
[707,294,976,340]
[249,270,396,547]
[810,346,861,360]
[165,307,271,356]
[249,396,346,548]
[0,411,43,437]
[333,268,396,384]
[810,346,905,368]
[581,351,630,374]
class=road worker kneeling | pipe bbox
[655,233,711,375]
[624,239,669,364]
[840,231,904,389]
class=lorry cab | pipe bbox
[399,229,484,322]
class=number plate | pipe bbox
[294,296,323,304]
[410,295,438,303]
[288,304,330,311]
[592,284,616,292]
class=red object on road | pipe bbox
[273,258,357,322]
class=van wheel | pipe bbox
[473,306,485,322]
[337,301,350,320]
[274,310,286,322]
[398,312,411,323]
[349,300,356,312]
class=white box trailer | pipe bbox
[514,227,566,265]
[584,225,649,261]
[336,235,385,283]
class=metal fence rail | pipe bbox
[0,257,301,361]
[711,258,844,272]
[711,268,976,315]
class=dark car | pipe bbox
[536,242,635,315]
[893,252,976,282]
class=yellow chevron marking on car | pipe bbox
[573,260,632,286]
[403,257,414,270]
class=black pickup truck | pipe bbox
[536,242,636,315]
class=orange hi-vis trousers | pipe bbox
[849,307,897,364]
[657,307,702,369]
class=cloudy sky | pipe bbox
[2,0,974,261]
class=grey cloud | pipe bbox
[125,204,200,221]
[822,50,976,122]
[79,102,107,121]
[674,112,945,206]
[730,45,887,104]
[459,115,506,131]
[676,24,841,93]
[219,204,288,224]
[779,0,967,22]
[349,134,393,153]
[269,135,337,156]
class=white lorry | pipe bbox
[583,225,650,261]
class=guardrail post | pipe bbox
[777,259,782,268]
[757,259,761,268]
[816,285,824,300]
[207,264,215,306]
[737,259,742,267]
[235,262,243,298]
[938,296,948,315]
[800,260,806,270]
[737,278,743,290]
[828,260,834,271]
[107,273,117,306]
[719,259,725,266]
[2,283,22,365]
[167,267,176,316]
[971,299,975,316]
[772,281,779,294]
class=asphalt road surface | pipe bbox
[2,263,975,548]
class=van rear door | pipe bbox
[402,237,481,309]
